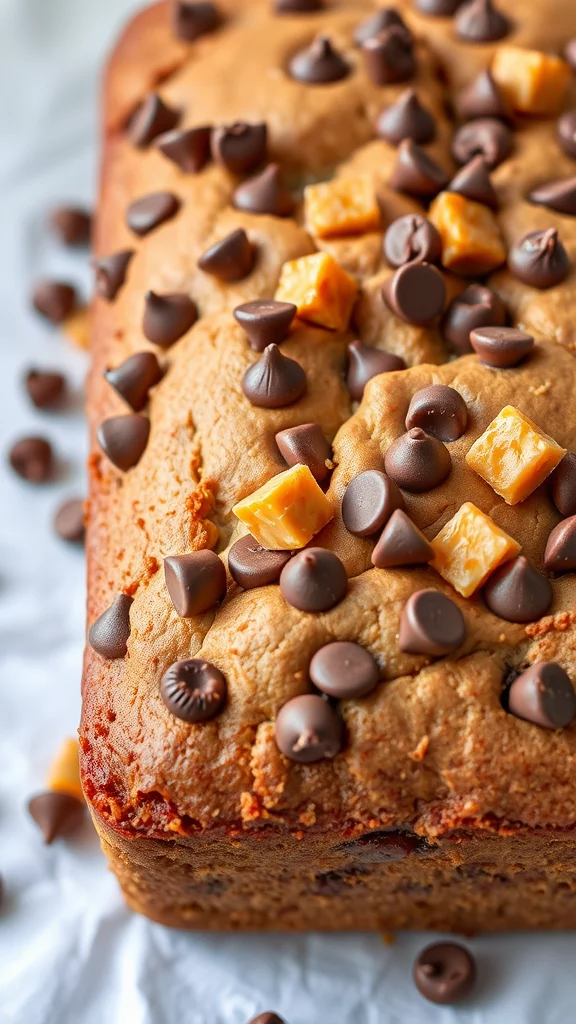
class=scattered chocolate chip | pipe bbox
[415,0,463,13]
[406,385,468,441]
[247,1015,285,1024]
[448,155,498,209]
[234,300,296,351]
[242,344,306,408]
[32,280,76,324]
[228,535,291,589]
[275,693,344,762]
[508,662,576,729]
[377,89,436,146]
[93,250,134,301]
[53,498,85,543]
[28,792,85,845]
[441,283,506,355]
[156,126,212,172]
[508,228,570,289]
[24,369,66,409]
[544,515,576,572]
[233,163,294,216]
[470,325,534,367]
[557,111,576,159]
[550,454,576,518]
[383,214,442,268]
[310,640,379,698]
[458,69,511,121]
[414,942,476,1005]
[382,262,446,326]
[172,1,221,41]
[347,341,405,401]
[288,34,349,84]
[565,39,576,72]
[143,290,198,347]
[452,117,512,169]
[105,352,163,411]
[8,437,53,482]
[483,555,552,623]
[341,469,404,537]
[129,93,180,147]
[280,548,347,612]
[275,423,332,481]
[198,227,255,281]
[385,428,451,492]
[372,509,433,568]
[275,0,323,10]
[400,589,465,656]
[455,0,509,42]
[50,206,92,247]
[97,414,150,471]
[362,27,415,86]
[88,593,133,659]
[164,550,226,616]
[161,658,227,723]
[126,191,179,236]
[212,122,268,174]
[390,139,449,197]
[528,177,576,216]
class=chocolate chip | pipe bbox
[88,593,133,659]
[544,515,576,572]
[126,192,179,236]
[382,262,446,326]
[234,300,296,351]
[310,641,379,698]
[565,39,576,72]
[528,177,576,216]
[212,122,268,174]
[164,550,226,616]
[354,9,408,45]
[247,1015,285,1024]
[54,497,85,543]
[233,163,294,216]
[288,34,349,84]
[414,942,476,1005]
[93,250,134,301]
[161,658,227,722]
[339,828,422,862]
[341,469,404,537]
[280,548,347,612]
[50,206,92,246]
[9,437,53,482]
[455,0,509,42]
[97,414,150,471]
[156,126,212,172]
[406,385,468,441]
[198,227,255,281]
[275,423,332,481]
[347,341,406,401]
[470,325,534,367]
[362,27,415,86]
[557,111,576,159]
[228,535,291,589]
[452,117,512,169]
[508,662,576,729]
[275,693,344,762]
[550,454,576,518]
[24,369,66,409]
[242,344,306,408]
[441,284,506,355]
[377,89,436,146]
[483,555,552,623]
[143,290,198,347]
[400,589,465,656]
[415,0,463,13]
[28,792,85,845]
[275,0,322,10]
[129,93,180,147]
[372,509,433,568]
[448,155,498,209]
[383,215,442,268]
[385,428,451,492]
[508,228,570,289]
[32,280,76,324]
[172,1,221,41]
[105,352,163,411]
[458,69,511,122]
[390,139,449,197]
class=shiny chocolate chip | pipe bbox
[470,325,533,367]
[129,93,180,147]
[385,428,451,492]
[339,829,422,863]
[347,341,406,401]
[399,589,465,655]
[550,454,576,518]
[53,497,85,543]
[483,555,552,623]
[354,9,408,45]
[454,0,509,42]
[28,792,85,845]
[97,414,150,471]
[544,515,576,572]
[275,693,344,762]
[198,227,255,281]
[372,509,433,568]
[508,662,576,729]
[126,191,179,236]
[242,344,306,408]
[228,535,291,589]
[528,177,576,217]
[156,126,212,172]
[88,593,133,659]
[164,550,226,617]
[161,658,227,723]
[172,1,221,41]
[377,89,436,146]
[414,942,476,1005]
[93,250,134,301]
[362,27,415,86]
[383,214,442,268]
[280,548,347,612]
[234,300,296,351]
[458,69,511,121]
[9,436,53,482]
[105,352,163,411]
[24,369,66,409]
[452,117,512,169]
[143,290,198,347]
[342,469,404,537]
[448,155,498,209]
[275,423,332,482]
[233,163,294,216]
[309,641,379,698]
[50,205,92,246]
[382,263,446,326]
[557,111,576,160]
[405,385,468,441]
[288,34,350,84]
[390,139,449,197]
[508,228,570,289]
[211,122,268,174]
[441,283,506,355]
[32,280,76,324]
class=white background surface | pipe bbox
[0,1,576,1021]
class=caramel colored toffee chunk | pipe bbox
[233,464,333,549]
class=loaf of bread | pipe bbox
[81,0,576,931]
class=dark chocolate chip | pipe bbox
[198,227,255,281]
[441,283,506,355]
[50,206,92,247]
[129,93,180,147]
[310,640,379,698]
[341,469,404,537]
[32,280,76,324]
[448,155,498,209]
[405,384,468,442]
[458,69,511,121]
[483,555,552,623]
[242,344,306,408]
[233,299,296,350]
[105,352,163,411]
[390,139,449,197]
[88,593,133,659]
[156,126,212,172]
[280,548,347,612]
[28,792,85,845]
[557,111,576,160]
[247,1015,285,1024]
[97,414,150,471]
[275,0,323,9]
[508,228,570,289]
[172,1,221,41]
[400,589,466,656]
[233,163,294,216]
[377,88,436,146]
[372,509,433,568]
[385,428,451,492]
[550,453,576,518]
[382,262,446,326]
[275,423,332,482]
[275,693,344,762]
[24,369,66,409]
[383,214,442,268]
[143,290,198,347]
[53,498,85,543]
[126,192,179,236]
[508,662,576,729]
[415,0,463,13]
[347,341,406,401]
[362,27,415,86]
[452,117,512,169]
[354,8,408,45]
[544,515,576,572]
[164,550,226,616]
[454,0,509,42]
[161,658,227,723]
[9,436,53,482]
[529,177,576,216]
[93,250,134,301]
[228,535,291,589]
[288,34,350,84]
[470,325,533,367]
[211,122,268,174]
[414,942,476,1005]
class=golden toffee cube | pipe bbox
[274,252,358,331]
[429,192,506,276]
[47,737,84,801]
[431,502,521,598]
[491,46,570,115]
[304,176,381,239]
[232,463,334,550]
[466,405,566,506]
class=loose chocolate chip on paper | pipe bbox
[406,384,468,441]
[161,659,227,723]
[156,126,212,172]
[557,111,576,159]
[88,593,133,659]
[458,69,511,121]
[234,299,296,350]
[275,423,332,481]
[242,344,306,408]
[228,535,291,589]
[50,206,92,247]
[247,1013,286,1024]
[342,469,404,537]
[280,548,347,612]
[9,436,53,482]
[377,89,436,146]
[362,27,415,86]
[441,283,506,355]
[198,227,255,281]
[383,214,442,268]
[415,0,463,14]
[310,640,379,699]
[470,325,533,367]
[455,0,510,42]
[32,280,76,324]
[164,551,226,617]
[448,155,498,209]
[508,228,570,289]
[275,693,344,762]
[28,792,85,845]
[507,662,576,729]
[414,942,476,1005]
[483,555,552,623]
[390,139,449,197]
[385,427,451,492]
[24,369,66,409]
[143,290,198,347]
[550,453,576,518]
[544,515,576,572]
[126,191,179,236]
[528,177,576,216]
[129,93,180,147]
[288,34,350,84]
[97,414,150,471]
[172,1,221,41]
[212,122,268,174]
[400,589,466,656]
[347,341,405,401]
[93,250,134,301]
[54,498,85,543]
[372,509,434,568]
[105,352,163,411]
[233,163,294,216]
[452,117,512,169]
[382,262,446,326]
